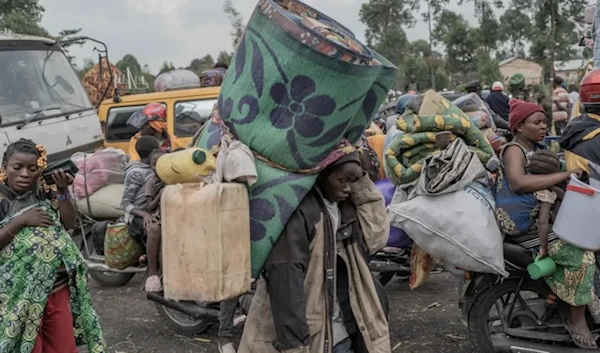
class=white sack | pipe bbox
[388,181,508,277]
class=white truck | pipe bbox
[0,34,103,162]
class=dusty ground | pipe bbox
[86,272,476,353]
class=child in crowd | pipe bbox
[145,149,167,221]
[121,136,163,292]
[530,149,600,324]
[527,149,564,257]
[0,139,106,353]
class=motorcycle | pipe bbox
[147,285,254,334]
[74,209,253,334]
[457,241,600,353]
[74,211,144,287]
[368,178,413,286]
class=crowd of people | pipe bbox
[2,63,600,353]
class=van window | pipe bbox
[0,48,92,126]
[105,105,145,142]
[174,99,217,137]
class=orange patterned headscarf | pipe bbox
[148,119,168,133]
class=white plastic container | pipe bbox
[554,174,600,251]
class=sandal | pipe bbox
[565,321,598,350]
[144,275,163,292]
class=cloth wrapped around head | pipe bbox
[328,151,361,170]
[127,102,168,133]
[148,120,167,133]
[509,99,546,132]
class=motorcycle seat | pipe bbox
[503,241,533,270]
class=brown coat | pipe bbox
[238,174,391,353]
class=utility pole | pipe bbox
[549,0,556,80]
[427,0,436,90]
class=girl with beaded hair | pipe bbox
[0,139,106,353]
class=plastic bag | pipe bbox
[389,181,508,277]
[409,244,432,289]
[453,93,496,129]
[482,128,508,155]
[465,111,493,130]
[72,148,129,200]
[155,69,200,92]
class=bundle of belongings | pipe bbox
[453,93,508,154]
[193,0,397,278]
[81,58,127,107]
[384,90,507,288]
[71,148,129,219]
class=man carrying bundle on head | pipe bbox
[238,150,390,353]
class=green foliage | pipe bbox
[187,55,214,75]
[498,8,532,58]
[473,5,500,54]
[0,0,47,36]
[223,0,244,49]
[475,50,502,86]
[359,0,417,65]
[55,28,84,64]
[77,58,95,79]
[142,73,156,92]
[0,0,91,66]
[434,10,479,76]
[410,39,432,58]
[435,67,450,89]
[217,51,233,67]
[116,54,143,75]
[158,61,176,75]
[512,0,586,78]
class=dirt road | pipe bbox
[87,272,476,353]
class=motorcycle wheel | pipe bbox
[468,277,550,353]
[377,273,395,287]
[154,303,211,334]
[81,232,136,287]
[88,270,135,287]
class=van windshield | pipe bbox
[0,48,93,126]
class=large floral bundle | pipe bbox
[195,0,397,277]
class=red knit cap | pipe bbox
[508,99,546,132]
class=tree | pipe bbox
[0,0,48,36]
[458,0,504,17]
[434,10,479,77]
[476,50,502,86]
[158,61,176,75]
[77,58,95,79]
[56,28,85,64]
[217,51,233,67]
[498,8,532,58]
[475,6,500,54]
[1,1,86,63]
[410,39,433,58]
[421,0,450,89]
[223,0,244,50]
[187,55,214,74]
[116,54,143,75]
[513,0,586,79]
[435,67,450,90]
[359,0,418,65]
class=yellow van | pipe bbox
[98,87,220,153]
